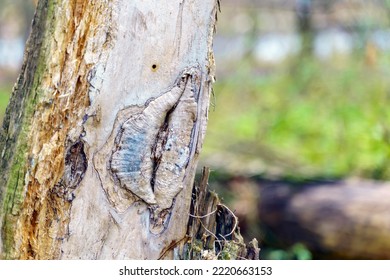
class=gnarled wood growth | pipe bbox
[0,0,218,259]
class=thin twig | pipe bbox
[188,209,218,219]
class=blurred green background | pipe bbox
[2,0,390,259]
[201,0,390,181]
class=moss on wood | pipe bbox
[0,0,56,259]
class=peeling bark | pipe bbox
[0,0,218,260]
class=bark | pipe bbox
[0,0,218,260]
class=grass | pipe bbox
[201,52,390,180]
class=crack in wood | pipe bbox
[150,106,173,192]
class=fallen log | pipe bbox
[257,178,390,259]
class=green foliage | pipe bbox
[0,87,11,122]
[202,53,390,180]
[263,243,312,260]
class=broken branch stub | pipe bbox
[182,167,261,260]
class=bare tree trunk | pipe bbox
[0,0,218,260]
[296,0,313,56]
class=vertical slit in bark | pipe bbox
[150,103,178,192]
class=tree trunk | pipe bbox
[296,0,313,56]
[0,0,218,260]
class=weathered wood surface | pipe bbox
[0,0,218,259]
